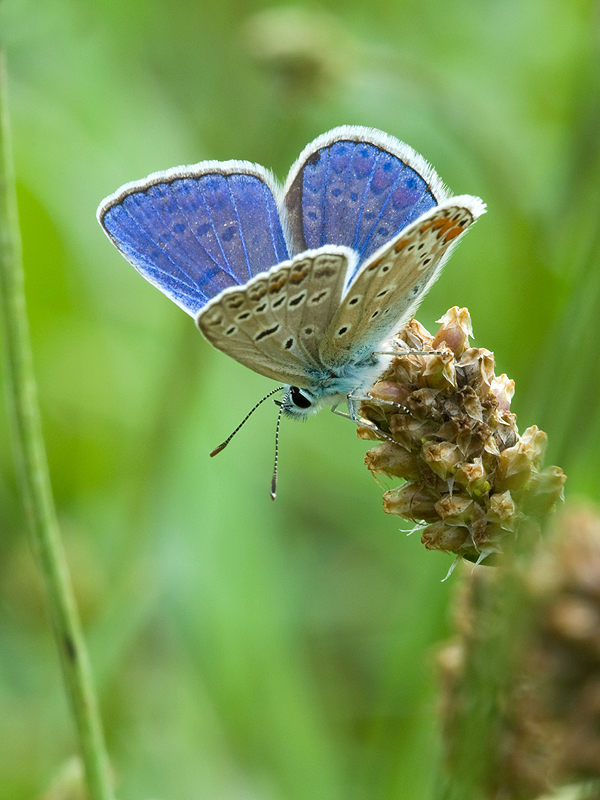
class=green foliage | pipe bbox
[0,0,598,797]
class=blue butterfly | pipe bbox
[98,126,485,421]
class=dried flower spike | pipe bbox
[359,307,566,564]
[439,504,600,799]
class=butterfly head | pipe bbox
[279,355,386,419]
[279,385,325,419]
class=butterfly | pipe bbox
[97,126,485,421]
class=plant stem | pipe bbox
[0,50,115,800]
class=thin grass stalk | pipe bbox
[0,50,115,800]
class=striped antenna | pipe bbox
[210,386,284,457]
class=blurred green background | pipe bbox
[1,0,599,798]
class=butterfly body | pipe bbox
[98,127,485,419]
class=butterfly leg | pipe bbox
[347,388,412,414]
[373,349,446,356]
[331,401,401,446]
[331,392,365,422]
[331,404,352,420]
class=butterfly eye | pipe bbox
[289,386,313,409]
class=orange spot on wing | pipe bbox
[248,286,267,301]
[393,238,410,253]
[443,224,464,243]
[420,217,449,233]
[290,266,310,284]
[435,218,455,235]
[421,211,472,242]
[269,277,288,293]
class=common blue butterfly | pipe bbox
[97,126,485,420]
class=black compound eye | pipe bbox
[289,386,312,409]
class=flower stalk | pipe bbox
[0,51,114,800]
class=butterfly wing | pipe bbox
[283,126,448,275]
[318,197,486,368]
[97,162,290,316]
[197,246,356,386]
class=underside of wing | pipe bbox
[97,162,290,316]
[319,196,486,368]
[283,126,448,275]
[197,246,356,386]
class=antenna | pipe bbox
[270,393,286,500]
[209,386,284,457]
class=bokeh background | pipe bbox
[1,0,599,798]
